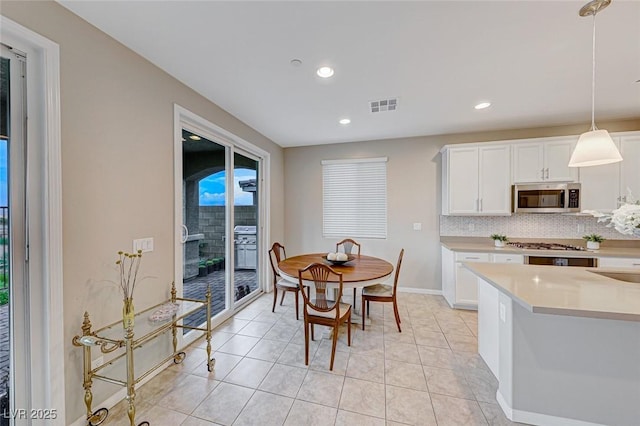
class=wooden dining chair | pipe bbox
[336,238,361,255]
[298,263,352,371]
[336,238,361,306]
[361,248,404,332]
[268,242,303,320]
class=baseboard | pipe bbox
[397,287,443,296]
[496,390,605,426]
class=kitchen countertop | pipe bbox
[441,237,640,258]
[464,262,640,321]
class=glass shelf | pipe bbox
[93,299,205,347]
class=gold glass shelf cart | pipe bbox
[72,283,214,426]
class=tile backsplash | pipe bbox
[440,214,638,240]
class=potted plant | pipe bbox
[198,260,207,277]
[490,234,508,248]
[583,234,604,250]
[206,259,215,274]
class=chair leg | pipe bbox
[353,288,356,308]
[295,290,300,321]
[272,287,278,313]
[280,289,286,306]
[367,300,370,315]
[392,299,402,333]
[361,296,366,331]
[303,320,310,366]
[330,323,339,371]
[347,312,352,346]
[310,323,315,341]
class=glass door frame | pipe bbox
[173,105,270,347]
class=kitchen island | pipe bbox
[464,262,640,426]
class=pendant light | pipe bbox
[568,0,623,168]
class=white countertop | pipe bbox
[463,262,640,322]
[441,240,640,258]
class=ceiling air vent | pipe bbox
[369,98,398,113]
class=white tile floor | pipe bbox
[101,292,523,425]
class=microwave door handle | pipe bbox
[561,191,566,208]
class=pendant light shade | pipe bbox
[568,129,622,167]
[568,0,623,168]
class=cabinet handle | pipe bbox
[541,168,545,180]
[545,168,549,179]
[465,257,480,260]
[633,263,640,266]
[476,199,479,212]
[479,199,483,211]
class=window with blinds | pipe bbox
[322,157,388,239]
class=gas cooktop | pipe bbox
[507,242,586,251]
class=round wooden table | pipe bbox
[278,253,394,288]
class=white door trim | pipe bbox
[0,16,64,424]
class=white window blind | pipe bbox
[322,157,387,239]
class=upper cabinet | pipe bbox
[620,134,640,203]
[580,133,640,212]
[512,137,578,183]
[442,144,511,216]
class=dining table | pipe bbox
[278,253,394,324]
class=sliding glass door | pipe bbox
[176,109,265,338]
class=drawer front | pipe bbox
[598,257,640,268]
[455,252,490,262]
[492,254,524,264]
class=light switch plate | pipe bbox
[413,223,422,231]
[133,237,154,253]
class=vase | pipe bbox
[586,241,600,250]
[494,240,505,248]
[123,298,135,329]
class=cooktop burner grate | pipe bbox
[507,242,586,251]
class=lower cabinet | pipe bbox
[441,247,524,310]
[597,257,640,268]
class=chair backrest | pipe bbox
[268,242,286,284]
[336,238,361,255]
[298,263,344,317]
[391,249,405,296]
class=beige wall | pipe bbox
[283,119,640,292]
[1,1,284,423]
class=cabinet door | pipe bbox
[448,147,479,214]
[579,139,620,212]
[620,135,640,203]
[544,138,579,182]
[479,145,511,214]
[513,143,544,183]
[598,257,640,268]
[455,263,480,307]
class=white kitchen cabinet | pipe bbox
[580,133,640,211]
[597,257,640,268]
[441,249,523,310]
[512,137,578,183]
[442,144,511,215]
[620,134,640,203]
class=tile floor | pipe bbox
[101,292,523,425]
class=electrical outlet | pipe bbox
[91,356,103,370]
[413,223,422,231]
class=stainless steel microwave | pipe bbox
[512,183,581,213]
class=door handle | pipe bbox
[181,224,188,244]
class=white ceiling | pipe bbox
[58,1,640,148]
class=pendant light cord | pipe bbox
[591,13,598,131]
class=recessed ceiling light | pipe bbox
[316,66,334,78]
[474,102,491,110]
[339,118,351,125]
[189,135,202,141]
